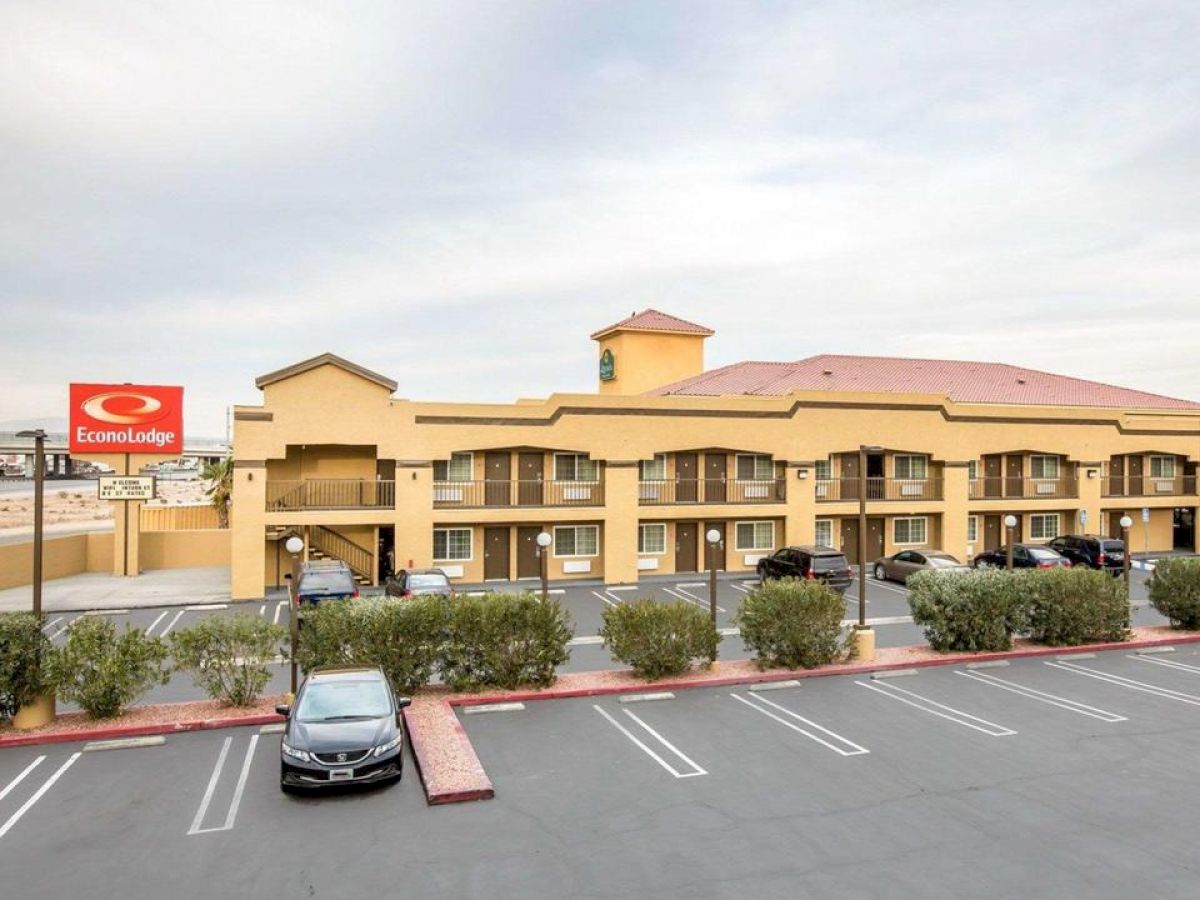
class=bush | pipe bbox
[295,596,450,693]
[441,593,573,691]
[1148,558,1200,628]
[0,613,51,719]
[46,617,170,718]
[1021,567,1130,646]
[735,579,848,669]
[600,599,720,680]
[908,569,1028,652]
[170,614,287,706]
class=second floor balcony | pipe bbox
[817,477,944,502]
[638,477,787,505]
[433,478,605,509]
[968,476,1078,500]
[267,479,395,511]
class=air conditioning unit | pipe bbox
[743,484,769,499]
[901,483,924,497]
[815,483,829,498]
[1155,480,1174,492]
[1035,481,1057,495]
[562,485,593,501]
[433,486,464,502]
[639,483,661,500]
[637,557,659,570]
[562,559,592,574]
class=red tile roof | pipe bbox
[648,354,1200,410]
[591,309,714,340]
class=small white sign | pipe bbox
[1142,507,1151,523]
[98,475,156,501]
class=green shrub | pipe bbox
[442,593,573,691]
[171,614,287,706]
[735,579,848,669]
[46,617,170,718]
[296,596,450,693]
[0,613,51,719]
[1021,567,1130,646]
[600,599,720,680]
[907,569,1028,652]
[1148,558,1200,628]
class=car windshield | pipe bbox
[1028,548,1060,560]
[812,555,848,572]
[299,572,353,593]
[295,679,391,721]
[927,557,961,567]
[1101,541,1124,552]
[408,574,449,588]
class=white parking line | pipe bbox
[186,604,228,612]
[40,618,63,635]
[591,590,618,608]
[144,611,169,637]
[856,680,1017,736]
[258,603,267,617]
[0,756,45,804]
[1130,655,1200,677]
[47,618,74,641]
[1047,661,1200,707]
[955,670,1127,722]
[188,735,260,835]
[273,601,284,626]
[730,583,752,594]
[159,610,186,639]
[868,577,910,596]
[0,753,81,840]
[731,693,869,756]
[671,584,725,613]
[592,705,706,778]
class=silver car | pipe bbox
[872,550,968,584]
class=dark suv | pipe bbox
[756,545,853,594]
[295,560,359,607]
[1047,534,1125,575]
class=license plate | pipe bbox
[329,769,354,782]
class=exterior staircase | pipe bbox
[268,525,373,586]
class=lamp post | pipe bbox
[536,531,552,601]
[706,528,721,662]
[856,445,882,661]
[1120,515,1133,595]
[16,429,46,617]
[1004,515,1018,570]
[284,534,304,696]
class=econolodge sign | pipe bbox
[69,383,184,454]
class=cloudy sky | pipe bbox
[3,1,1198,437]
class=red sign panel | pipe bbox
[69,384,184,454]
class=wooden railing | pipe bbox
[310,525,373,582]
[638,478,786,505]
[816,478,943,502]
[140,504,223,531]
[1101,472,1197,498]
[967,477,1079,500]
[432,479,605,509]
[266,479,395,511]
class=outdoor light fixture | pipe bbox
[16,429,46,616]
[1003,515,1018,570]
[1086,469,1098,479]
[855,445,884,662]
[536,531,552,601]
[284,535,305,695]
[706,528,722,662]
[1120,515,1134,593]
[796,469,808,480]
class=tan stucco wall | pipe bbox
[139,531,231,569]
[596,330,706,396]
[0,531,116,590]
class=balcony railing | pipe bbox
[1102,472,1197,498]
[433,479,605,509]
[816,478,944,502]
[637,478,786,505]
[967,477,1078,500]
[266,479,395,511]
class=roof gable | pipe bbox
[591,308,714,340]
[255,353,397,392]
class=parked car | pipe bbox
[1046,534,1125,576]
[384,568,454,599]
[756,545,854,594]
[872,550,968,584]
[294,560,359,607]
[972,544,1071,570]
[276,666,410,793]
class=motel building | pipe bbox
[228,310,1200,600]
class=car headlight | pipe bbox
[281,742,311,762]
[373,734,403,757]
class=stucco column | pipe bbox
[784,464,815,546]
[231,462,266,600]
[1076,461,1104,537]
[394,462,433,571]
[603,463,640,585]
[942,463,971,561]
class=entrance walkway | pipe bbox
[0,567,231,613]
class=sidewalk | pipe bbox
[0,566,232,613]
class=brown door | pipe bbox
[676,453,698,502]
[516,526,542,578]
[485,452,511,506]
[867,517,884,559]
[984,515,1001,551]
[675,522,698,572]
[840,452,860,501]
[484,527,510,580]
[703,522,725,571]
[517,452,543,505]
[1005,455,1024,498]
[1128,455,1144,496]
[984,455,1002,498]
[1108,455,1125,497]
[705,453,726,503]
[841,518,858,563]
[839,518,884,564]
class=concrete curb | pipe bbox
[0,711,283,749]
[402,706,495,806]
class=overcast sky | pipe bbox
[3,1,1198,438]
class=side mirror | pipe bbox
[275,704,291,717]
[396,697,412,710]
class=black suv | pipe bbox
[756,545,853,594]
[295,560,359,607]
[1047,534,1125,575]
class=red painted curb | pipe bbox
[0,713,284,749]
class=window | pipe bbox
[814,519,833,548]
[967,516,978,543]
[639,454,666,481]
[554,454,599,482]
[1030,513,1059,541]
[433,528,472,561]
[1150,455,1176,478]
[966,460,978,481]
[736,454,773,480]
[638,523,666,555]
[735,520,774,551]
[1030,455,1060,479]
[893,455,928,480]
[893,517,927,545]
[433,452,473,482]
[814,458,832,480]
[554,525,598,557]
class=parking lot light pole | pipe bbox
[706,528,721,662]
[284,535,304,697]
[1120,515,1133,595]
[856,445,882,662]
[536,531,552,602]
[1004,515,1018,571]
[16,429,46,617]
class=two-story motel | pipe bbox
[229,310,1200,600]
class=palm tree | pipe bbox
[202,457,233,529]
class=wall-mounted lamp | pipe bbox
[412,471,417,480]
[247,471,253,481]
[1086,469,1097,479]
[796,469,809,480]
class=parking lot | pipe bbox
[3,642,1200,898]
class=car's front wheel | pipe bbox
[874,564,887,581]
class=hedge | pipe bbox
[46,617,171,719]
[441,592,573,692]
[600,599,720,680]
[1148,558,1200,628]
[907,569,1028,652]
[735,579,848,669]
[171,614,288,706]
[0,613,51,719]
[1020,567,1130,645]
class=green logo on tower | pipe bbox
[599,349,616,381]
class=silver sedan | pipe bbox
[872,550,968,584]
